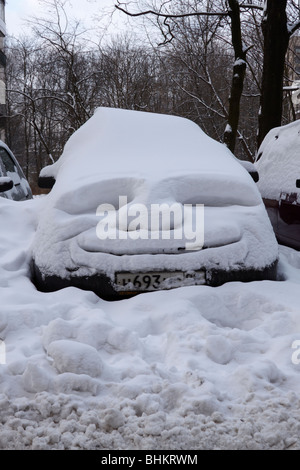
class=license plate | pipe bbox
[115,271,205,292]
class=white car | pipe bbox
[0,140,32,201]
[32,107,278,299]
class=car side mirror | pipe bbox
[38,176,56,189]
[0,177,13,193]
[237,160,259,183]
[249,170,259,183]
[296,179,300,188]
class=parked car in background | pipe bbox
[0,141,32,201]
[255,120,300,250]
[32,107,278,300]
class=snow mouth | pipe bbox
[76,207,242,255]
[76,231,241,255]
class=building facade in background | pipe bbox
[0,0,5,142]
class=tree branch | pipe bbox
[239,3,264,11]
[288,20,300,37]
[115,3,228,19]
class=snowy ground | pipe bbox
[1,197,300,450]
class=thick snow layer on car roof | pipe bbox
[41,107,261,208]
[255,120,300,200]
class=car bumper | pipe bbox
[32,259,278,301]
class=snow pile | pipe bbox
[0,196,299,449]
[255,119,300,200]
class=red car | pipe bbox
[255,120,300,250]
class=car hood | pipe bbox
[32,199,278,281]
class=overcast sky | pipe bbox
[5,0,119,36]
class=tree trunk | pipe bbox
[223,0,246,154]
[257,0,289,148]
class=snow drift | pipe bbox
[0,195,299,449]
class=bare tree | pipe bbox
[115,0,263,155]
[6,1,168,188]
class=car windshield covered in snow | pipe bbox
[32,107,278,299]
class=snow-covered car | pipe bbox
[32,107,278,299]
[255,120,300,250]
[0,140,32,201]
